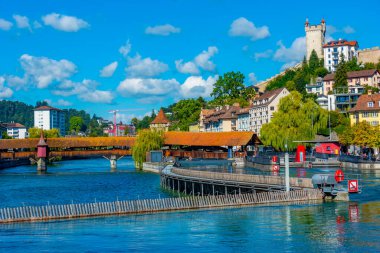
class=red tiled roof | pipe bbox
[323,69,379,81]
[164,131,261,146]
[236,107,251,115]
[34,106,62,111]
[151,109,170,124]
[3,123,26,128]
[323,40,358,48]
[350,93,380,112]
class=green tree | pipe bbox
[266,70,296,91]
[260,91,328,150]
[28,128,60,138]
[69,116,84,133]
[352,121,378,147]
[345,57,361,71]
[1,132,12,139]
[314,67,328,77]
[285,80,296,91]
[132,129,164,169]
[334,54,348,88]
[210,71,245,105]
[169,98,203,131]
[308,49,320,74]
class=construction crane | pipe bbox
[108,109,144,136]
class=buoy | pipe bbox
[272,164,280,172]
[272,156,278,163]
[334,169,344,183]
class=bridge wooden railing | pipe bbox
[171,168,314,189]
[168,150,228,159]
[0,149,131,159]
[0,189,323,223]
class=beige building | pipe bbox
[305,18,326,60]
[250,87,290,136]
[203,105,240,132]
[349,91,380,127]
[323,69,380,95]
[150,109,171,132]
[358,47,380,64]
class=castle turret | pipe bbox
[305,18,326,60]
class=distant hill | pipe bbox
[0,100,92,132]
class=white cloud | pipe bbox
[179,75,218,98]
[229,17,270,41]
[343,26,355,34]
[254,50,272,61]
[248,73,257,85]
[145,24,180,36]
[125,54,168,77]
[119,40,131,57]
[176,46,218,74]
[194,46,218,71]
[117,78,179,96]
[175,60,200,75]
[0,19,13,30]
[0,77,13,98]
[5,75,28,90]
[42,13,89,32]
[33,21,42,29]
[57,99,72,106]
[274,37,306,62]
[19,54,77,88]
[54,79,114,103]
[13,15,30,29]
[137,96,165,104]
[100,61,118,77]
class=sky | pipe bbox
[0,0,379,123]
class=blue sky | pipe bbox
[0,0,379,123]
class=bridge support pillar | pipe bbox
[103,155,124,171]
[37,158,47,171]
[228,146,233,158]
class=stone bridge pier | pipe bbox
[103,155,124,170]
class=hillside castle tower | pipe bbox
[305,18,326,60]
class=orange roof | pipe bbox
[151,109,170,124]
[0,137,135,150]
[350,93,380,112]
[323,39,358,48]
[164,131,261,146]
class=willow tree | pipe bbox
[260,91,328,150]
[132,129,164,169]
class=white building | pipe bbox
[4,122,27,139]
[323,39,359,72]
[237,107,250,131]
[305,18,326,60]
[305,77,324,96]
[249,87,290,136]
[34,106,66,136]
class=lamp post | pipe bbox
[284,142,290,192]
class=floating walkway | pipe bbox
[0,190,323,223]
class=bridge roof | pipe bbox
[0,137,135,149]
[164,131,261,147]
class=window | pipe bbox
[371,121,379,126]
[362,112,369,118]
[270,106,274,111]
[368,102,374,107]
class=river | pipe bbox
[0,157,379,252]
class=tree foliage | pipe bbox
[132,129,164,169]
[339,121,380,147]
[169,98,204,131]
[260,91,328,150]
[28,128,60,138]
[334,54,348,88]
[210,71,253,106]
[69,116,85,133]
[131,110,157,130]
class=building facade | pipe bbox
[34,106,66,136]
[349,91,380,127]
[203,105,240,132]
[236,107,250,131]
[305,18,326,60]
[306,77,324,96]
[249,88,290,136]
[4,123,27,139]
[323,39,359,72]
[323,69,380,95]
[150,109,171,132]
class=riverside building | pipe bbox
[34,106,66,136]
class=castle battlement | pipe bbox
[305,18,326,60]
